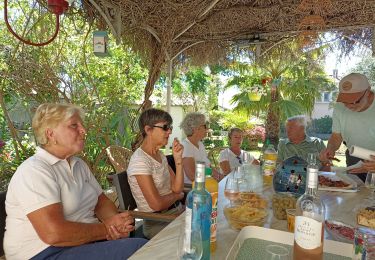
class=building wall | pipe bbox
[311,102,333,119]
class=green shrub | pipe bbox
[309,116,332,134]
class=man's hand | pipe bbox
[349,155,375,174]
[319,148,336,162]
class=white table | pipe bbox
[129,174,367,260]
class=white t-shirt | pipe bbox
[181,138,210,184]
[219,148,254,172]
[4,147,103,260]
[332,100,375,150]
[127,148,172,212]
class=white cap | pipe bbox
[337,73,370,103]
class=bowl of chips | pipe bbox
[223,201,268,231]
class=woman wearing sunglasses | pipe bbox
[219,128,259,175]
[127,108,184,239]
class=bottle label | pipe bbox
[184,208,192,249]
[294,216,323,249]
[263,159,276,176]
[210,191,218,244]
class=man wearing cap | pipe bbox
[320,73,375,181]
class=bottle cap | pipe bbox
[205,167,212,176]
[195,161,206,182]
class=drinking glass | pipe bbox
[264,244,290,260]
[365,172,375,202]
[224,174,239,204]
[178,224,203,260]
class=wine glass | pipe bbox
[365,172,375,202]
[224,174,239,205]
[264,244,290,260]
[178,224,203,260]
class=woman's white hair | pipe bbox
[180,112,206,136]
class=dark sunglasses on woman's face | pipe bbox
[153,124,173,131]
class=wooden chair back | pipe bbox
[106,146,133,173]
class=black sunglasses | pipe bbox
[236,156,242,164]
[344,89,368,105]
[153,124,173,131]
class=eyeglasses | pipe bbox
[153,124,173,131]
[236,156,242,164]
[344,89,368,105]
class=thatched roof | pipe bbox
[84,0,375,66]
[82,0,375,128]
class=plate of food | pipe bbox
[318,172,358,192]
[325,220,354,243]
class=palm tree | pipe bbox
[227,41,335,147]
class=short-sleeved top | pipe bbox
[127,148,172,212]
[332,101,375,151]
[277,136,326,162]
[219,148,254,172]
[181,138,210,184]
[4,147,103,260]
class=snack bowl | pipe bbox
[239,192,268,209]
[223,202,267,231]
[272,192,297,220]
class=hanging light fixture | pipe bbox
[4,0,69,46]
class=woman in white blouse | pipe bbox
[219,128,259,175]
[180,112,221,183]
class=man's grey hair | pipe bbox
[180,112,206,136]
[286,115,307,128]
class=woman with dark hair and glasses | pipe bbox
[127,108,184,239]
[219,128,259,175]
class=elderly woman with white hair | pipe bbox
[277,115,326,163]
[180,112,220,183]
[4,103,147,260]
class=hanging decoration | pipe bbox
[93,31,110,57]
[298,15,326,47]
[297,0,333,17]
[4,0,69,46]
[297,0,332,47]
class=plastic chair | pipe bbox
[112,171,180,238]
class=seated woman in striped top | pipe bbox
[127,108,184,239]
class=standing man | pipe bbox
[278,115,326,163]
[320,73,375,182]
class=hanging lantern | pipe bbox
[93,31,109,57]
[48,0,69,15]
[4,0,68,46]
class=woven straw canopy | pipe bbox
[83,0,375,110]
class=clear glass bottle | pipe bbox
[293,153,325,260]
[262,140,278,185]
[185,161,212,260]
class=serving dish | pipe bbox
[318,172,358,192]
